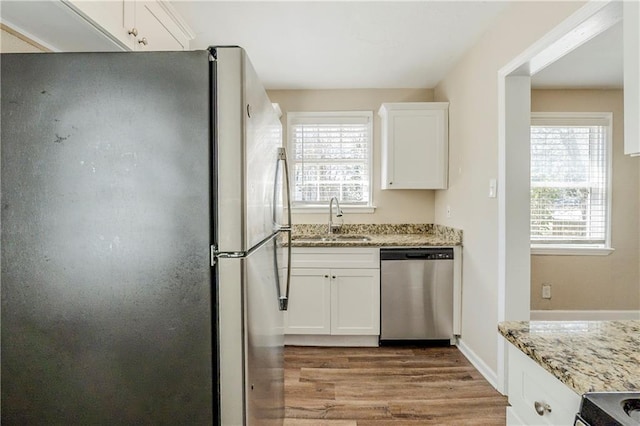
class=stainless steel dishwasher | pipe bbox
[380,247,454,345]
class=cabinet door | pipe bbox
[284,269,331,335]
[134,1,187,51]
[380,103,448,189]
[67,0,189,51]
[507,344,580,425]
[69,0,136,49]
[624,0,640,155]
[330,269,380,335]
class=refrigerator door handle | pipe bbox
[275,147,292,311]
[278,229,292,311]
[212,231,280,262]
[274,147,292,232]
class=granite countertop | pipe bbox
[289,223,462,247]
[498,320,640,394]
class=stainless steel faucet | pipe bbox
[328,197,343,236]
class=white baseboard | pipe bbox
[530,310,640,321]
[284,334,379,347]
[456,339,498,389]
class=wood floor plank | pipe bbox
[284,345,508,425]
[284,419,357,426]
[299,366,482,383]
[286,400,395,420]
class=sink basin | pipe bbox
[333,235,372,241]
[292,234,371,242]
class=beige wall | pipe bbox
[530,89,640,310]
[267,88,436,225]
[433,1,585,376]
[1,25,48,53]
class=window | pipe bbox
[287,111,373,210]
[530,112,612,254]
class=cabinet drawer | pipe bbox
[507,344,580,425]
[291,247,379,269]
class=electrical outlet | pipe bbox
[542,284,552,299]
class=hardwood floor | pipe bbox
[283,345,508,425]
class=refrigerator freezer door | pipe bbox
[214,47,284,253]
[1,52,213,424]
[243,51,286,247]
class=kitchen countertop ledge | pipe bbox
[289,223,462,247]
[498,320,640,394]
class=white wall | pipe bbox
[433,1,586,378]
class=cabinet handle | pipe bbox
[138,37,148,46]
[332,276,336,279]
[389,182,393,185]
[128,28,138,37]
[534,401,551,416]
[324,275,329,278]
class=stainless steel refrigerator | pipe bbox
[1,46,291,425]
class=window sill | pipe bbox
[530,245,615,256]
[290,205,377,214]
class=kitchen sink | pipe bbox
[292,234,371,242]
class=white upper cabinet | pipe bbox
[624,0,640,156]
[66,1,136,49]
[68,0,191,51]
[379,102,449,189]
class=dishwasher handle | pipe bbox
[380,248,454,261]
[405,253,430,259]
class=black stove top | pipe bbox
[578,392,640,426]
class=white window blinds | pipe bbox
[530,113,611,247]
[288,112,372,206]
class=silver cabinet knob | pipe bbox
[138,37,148,46]
[128,28,138,37]
[534,401,551,416]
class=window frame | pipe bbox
[529,112,614,256]
[287,111,375,213]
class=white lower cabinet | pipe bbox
[285,268,331,334]
[331,268,380,335]
[285,248,380,341]
[506,343,581,425]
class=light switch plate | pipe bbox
[488,179,497,198]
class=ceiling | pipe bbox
[173,1,623,91]
[1,1,623,91]
[171,1,509,90]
